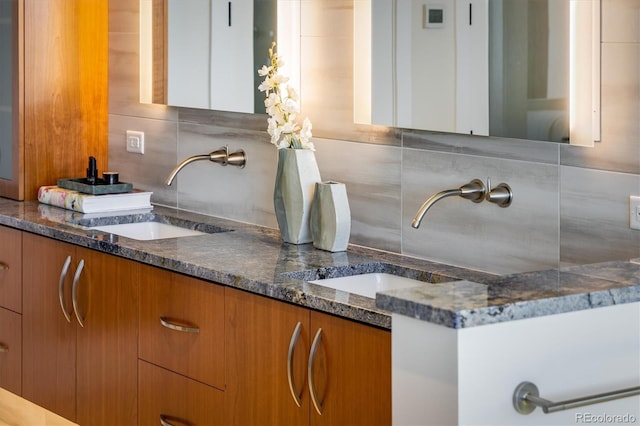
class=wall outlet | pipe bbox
[126,130,145,154]
[630,196,640,230]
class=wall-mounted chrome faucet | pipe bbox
[411,178,513,228]
[165,145,246,186]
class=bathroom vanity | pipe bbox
[0,198,638,425]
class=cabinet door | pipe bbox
[22,233,77,421]
[75,247,139,426]
[0,0,22,200]
[0,306,21,395]
[309,311,392,426]
[21,0,108,200]
[139,266,224,389]
[225,287,310,426]
[0,225,21,313]
[139,360,225,426]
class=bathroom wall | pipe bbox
[108,0,639,275]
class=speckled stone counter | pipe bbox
[1,199,638,329]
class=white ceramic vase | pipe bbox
[273,148,321,244]
[310,181,351,252]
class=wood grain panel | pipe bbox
[310,311,392,426]
[75,248,139,426]
[224,287,310,426]
[22,233,76,421]
[0,307,21,396]
[139,266,225,390]
[139,360,224,426]
[0,226,21,313]
[22,0,108,200]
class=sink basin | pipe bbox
[309,273,426,299]
[90,221,208,240]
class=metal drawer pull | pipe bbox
[160,317,200,333]
[159,414,177,426]
[0,343,8,353]
[308,328,324,416]
[287,322,303,407]
[160,414,190,426]
[72,259,85,327]
[58,255,72,323]
[0,262,8,270]
[513,381,640,415]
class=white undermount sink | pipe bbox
[90,221,207,241]
[309,273,425,299]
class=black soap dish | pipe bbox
[57,178,133,195]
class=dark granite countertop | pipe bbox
[1,199,638,329]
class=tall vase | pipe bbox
[273,148,321,244]
[310,181,351,252]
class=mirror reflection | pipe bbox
[359,0,599,145]
[140,0,599,146]
[139,0,276,113]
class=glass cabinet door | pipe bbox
[0,0,12,181]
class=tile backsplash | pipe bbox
[108,0,640,275]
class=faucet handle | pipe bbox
[486,178,513,207]
[459,178,487,203]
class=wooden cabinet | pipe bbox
[138,360,224,426]
[138,266,225,425]
[0,0,108,200]
[225,287,392,426]
[22,233,139,425]
[0,226,22,396]
[0,307,21,395]
[0,225,21,313]
[139,267,225,389]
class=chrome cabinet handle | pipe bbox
[308,328,324,416]
[287,322,303,407]
[513,381,640,415]
[159,415,174,426]
[0,343,8,353]
[159,414,189,426]
[0,262,8,270]
[58,255,72,323]
[72,259,85,327]
[160,317,200,333]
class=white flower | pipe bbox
[257,65,271,77]
[257,42,314,151]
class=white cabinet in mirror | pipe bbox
[139,0,278,114]
[355,0,601,146]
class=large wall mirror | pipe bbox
[140,0,600,146]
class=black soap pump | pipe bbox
[86,156,99,185]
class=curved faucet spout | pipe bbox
[411,189,462,228]
[411,179,486,228]
[165,154,212,186]
[165,146,246,186]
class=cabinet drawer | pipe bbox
[0,226,21,313]
[0,307,21,395]
[139,266,224,389]
[139,360,224,426]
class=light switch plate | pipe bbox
[126,130,145,154]
[630,195,640,230]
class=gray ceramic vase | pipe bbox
[273,148,321,244]
[310,181,351,252]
